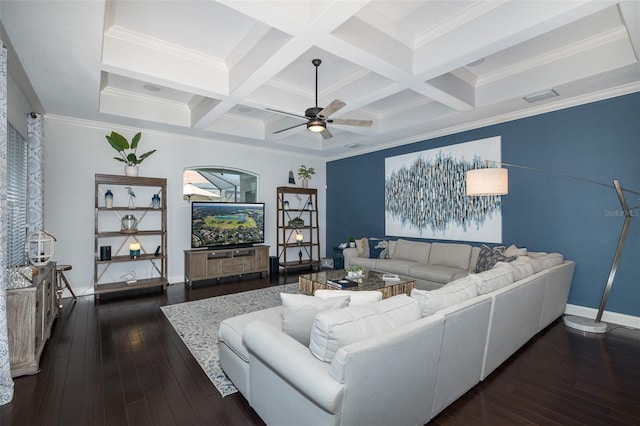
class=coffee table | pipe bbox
[298,269,415,299]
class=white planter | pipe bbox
[125,165,139,177]
[301,178,309,188]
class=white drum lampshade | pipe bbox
[466,168,509,196]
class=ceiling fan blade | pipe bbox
[266,108,308,120]
[318,99,346,118]
[320,128,333,139]
[273,122,307,134]
[329,118,373,127]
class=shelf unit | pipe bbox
[276,186,321,273]
[94,174,168,299]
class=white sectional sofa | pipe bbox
[218,251,575,426]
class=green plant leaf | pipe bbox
[126,153,138,165]
[130,132,142,150]
[113,157,126,163]
[137,150,157,163]
[106,131,129,151]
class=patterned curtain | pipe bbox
[27,113,44,233]
[0,40,15,405]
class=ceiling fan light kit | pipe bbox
[268,59,373,139]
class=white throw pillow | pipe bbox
[280,293,350,346]
[504,244,528,257]
[314,289,382,305]
[410,275,478,316]
[309,294,420,362]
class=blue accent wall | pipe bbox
[327,93,640,317]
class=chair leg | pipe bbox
[60,272,77,300]
[56,271,64,309]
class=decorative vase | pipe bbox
[105,189,113,208]
[152,194,161,209]
[301,178,308,188]
[125,166,139,177]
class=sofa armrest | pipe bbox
[243,321,344,413]
[342,247,360,267]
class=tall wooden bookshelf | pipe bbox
[94,174,168,299]
[276,186,321,273]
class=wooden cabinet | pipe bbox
[94,174,168,299]
[7,262,57,377]
[276,187,321,273]
[184,245,270,286]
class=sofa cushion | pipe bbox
[393,239,431,263]
[410,275,479,316]
[533,253,564,272]
[370,259,419,276]
[494,256,535,281]
[474,244,516,273]
[504,244,528,257]
[369,238,391,259]
[218,306,283,363]
[280,293,350,346]
[409,264,468,284]
[314,289,383,306]
[429,242,472,270]
[473,267,514,294]
[469,246,481,273]
[309,294,420,362]
[349,256,378,269]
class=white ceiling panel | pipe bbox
[2,0,638,158]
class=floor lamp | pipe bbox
[466,161,639,334]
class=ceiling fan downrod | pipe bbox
[312,58,321,109]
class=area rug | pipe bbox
[160,283,299,397]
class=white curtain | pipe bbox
[27,113,44,233]
[0,40,15,405]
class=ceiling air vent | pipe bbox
[523,89,558,103]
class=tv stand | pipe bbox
[184,245,269,286]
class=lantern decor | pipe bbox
[27,230,56,266]
[296,233,303,246]
[121,214,138,233]
[129,242,141,259]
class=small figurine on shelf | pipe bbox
[125,186,136,208]
[298,250,303,263]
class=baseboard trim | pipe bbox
[564,304,640,329]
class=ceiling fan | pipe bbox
[267,59,373,139]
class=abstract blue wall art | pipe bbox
[385,136,502,242]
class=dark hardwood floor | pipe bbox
[1,273,638,426]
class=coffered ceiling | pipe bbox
[2,0,639,158]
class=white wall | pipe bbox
[44,116,326,297]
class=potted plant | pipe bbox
[346,265,364,277]
[298,165,315,188]
[349,236,356,248]
[288,217,305,228]
[106,131,156,176]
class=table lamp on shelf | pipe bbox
[129,242,141,259]
[296,233,304,246]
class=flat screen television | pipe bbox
[191,202,265,249]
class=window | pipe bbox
[6,123,28,266]
[183,167,258,202]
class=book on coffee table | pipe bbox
[326,278,359,289]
